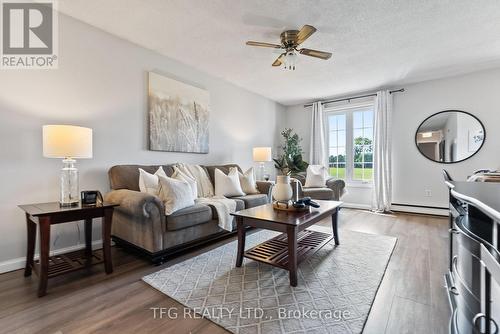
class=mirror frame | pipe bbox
[415,110,486,164]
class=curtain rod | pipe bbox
[303,88,405,108]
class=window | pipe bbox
[326,104,374,184]
[328,114,346,179]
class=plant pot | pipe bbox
[272,175,293,202]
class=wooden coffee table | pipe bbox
[231,200,342,286]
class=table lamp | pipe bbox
[43,125,93,207]
[253,147,272,181]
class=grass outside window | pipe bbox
[329,167,373,181]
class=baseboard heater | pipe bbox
[391,202,448,216]
[391,202,448,210]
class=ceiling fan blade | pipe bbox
[246,41,282,48]
[296,25,317,45]
[272,53,285,66]
[299,48,332,60]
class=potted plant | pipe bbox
[273,128,309,175]
[272,129,309,202]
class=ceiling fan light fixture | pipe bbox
[283,50,298,70]
[245,25,332,69]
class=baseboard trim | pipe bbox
[341,202,448,216]
[342,202,372,210]
[0,240,103,274]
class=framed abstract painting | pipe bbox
[148,72,210,153]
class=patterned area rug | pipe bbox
[143,227,396,334]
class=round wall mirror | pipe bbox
[415,110,485,163]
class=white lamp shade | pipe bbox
[43,125,93,159]
[253,147,272,162]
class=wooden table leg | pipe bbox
[24,214,36,277]
[332,208,340,245]
[84,219,93,263]
[102,208,114,274]
[236,218,246,267]
[38,217,51,297]
[287,225,298,287]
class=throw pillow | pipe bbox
[305,165,329,188]
[138,167,168,195]
[238,167,259,194]
[214,167,245,197]
[172,167,198,198]
[158,175,195,215]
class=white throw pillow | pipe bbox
[172,167,198,198]
[158,175,195,215]
[214,167,245,197]
[239,167,259,194]
[138,167,168,195]
[305,165,329,188]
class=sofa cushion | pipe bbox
[239,167,259,194]
[166,204,212,231]
[109,164,175,191]
[138,167,168,195]
[203,164,242,187]
[303,187,334,200]
[158,175,195,215]
[233,199,245,211]
[231,194,268,208]
[305,165,329,187]
[214,167,245,197]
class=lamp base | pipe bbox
[60,158,79,207]
[257,162,266,181]
[59,201,79,208]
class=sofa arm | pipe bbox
[325,178,346,201]
[105,189,165,218]
[104,189,165,252]
[256,181,274,202]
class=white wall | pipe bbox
[0,14,285,271]
[285,68,500,209]
[392,68,500,208]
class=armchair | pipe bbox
[291,172,346,201]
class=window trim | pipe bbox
[325,101,374,187]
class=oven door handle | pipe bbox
[473,313,498,334]
[448,256,460,296]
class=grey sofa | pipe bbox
[105,164,273,263]
[291,172,346,201]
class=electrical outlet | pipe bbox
[425,189,432,197]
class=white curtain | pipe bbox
[372,90,393,212]
[309,102,327,167]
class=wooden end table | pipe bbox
[231,200,341,287]
[18,202,119,297]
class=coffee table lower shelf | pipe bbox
[244,229,333,269]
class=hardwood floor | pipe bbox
[345,210,450,334]
[0,209,450,333]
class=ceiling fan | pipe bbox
[246,25,332,70]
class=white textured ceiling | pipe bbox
[58,0,500,106]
